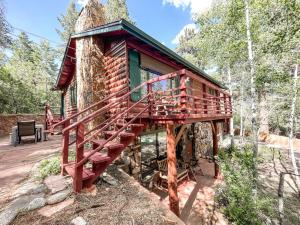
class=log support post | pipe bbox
[166,122,180,217]
[74,123,84,193]
[212,121,220,179]
[61,119,70,175]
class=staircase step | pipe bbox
[103,131,135,138]
[116,123,144,128]
[91,139,124,150]
[84,151,111,163]
[65,163,95,180]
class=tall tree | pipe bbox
[56,0,79,43]
[5,32,59,112]
[105,0,134,24]
[288,64,300,195]
[0,1,11,48]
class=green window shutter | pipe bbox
[60,93,64,118]
[74,83,77,106]
[129,50,141,101]
[175,75,180,95]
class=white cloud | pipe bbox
[163,0,213,15]
[76,0,89,7]
[172,23,198,45]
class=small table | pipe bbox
[10,124,45,146]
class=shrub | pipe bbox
[38,156,61,179]
[216,145,273,225]
[38,151,76,179]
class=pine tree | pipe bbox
[56,0,79,43]
[0,1,11,48]
[105,0,134,24]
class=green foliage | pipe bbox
[1,32,60,113]
[0,1,11,48]
[105,0,134,24]
[56,0,79,43]
[176,0,300,135]
[38,152,75,179]
[38,156,61,179]
[217,146,273,225]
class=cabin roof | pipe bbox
[56,19,226,90]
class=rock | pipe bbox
[27,197,46,211]
[0,194,44,225]
[38,198,74,217]
[13,182,47,198]
[102,173,118,186]
[44,175,67,194]
[46,189,71,205]
[71,216,87,225]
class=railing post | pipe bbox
[74,123,84,193]
[228,96,232,116]
[180,74,187,113]
[61,119,70,175]
[216,90,220,116]
[202,84,207,114]
[147,82,153,116]
[224,94,228,115]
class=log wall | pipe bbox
[63,75,77,118]
[104,41,128,117]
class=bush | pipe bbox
[38,156,61,179]
[216,145,273,225]
[38,151,76,179]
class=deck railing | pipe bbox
[147,69,232,120]
[57,69,232,187]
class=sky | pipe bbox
[4,0,213,50]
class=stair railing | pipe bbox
[54,86,128,129]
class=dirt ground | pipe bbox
[257,145,300,225]
[0,135,61,203]
[12,165,184,225]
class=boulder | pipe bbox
[27,197,46,211]
[71,216,87,225]
[13,182,47,198]
[0,194,44,225]
[46,189,71,205]
[44,175,68,194]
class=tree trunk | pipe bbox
[75,0,106,128]
[258,89,269,139]
[278,172,285,225]
[240,73,244,141]
[227,66,234,146]
[244,0,258,176]
[288,64,300,194]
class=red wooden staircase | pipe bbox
[53,70,232,193]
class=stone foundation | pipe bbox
[120,140,142,180]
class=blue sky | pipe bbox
[4,0,212,49]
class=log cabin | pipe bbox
[53,19,232,216]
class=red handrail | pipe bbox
[54,86,128,128]
[62,71,181,134]
[78,93,151,148]
[76,105,150,168]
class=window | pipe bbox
[129,50,142,102]
[70,84,77,107]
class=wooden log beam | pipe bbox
[166,122,180,217]
[212,121,220,179]
[74,123,84,193]
[175,125,187,146]
[61,119,70,175]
